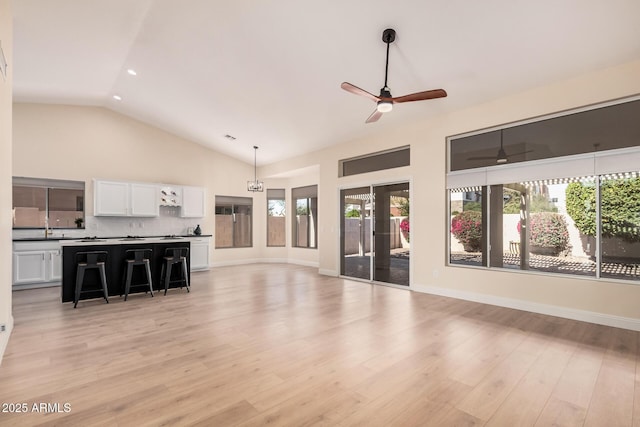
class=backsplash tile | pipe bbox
[13,206,204,239]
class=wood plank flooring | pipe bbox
[1,263,639,426]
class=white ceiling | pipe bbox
[12,0,640,166]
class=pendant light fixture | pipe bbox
[247,145,264,192]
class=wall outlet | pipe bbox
[0,324,6,332]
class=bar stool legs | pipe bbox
[74,251,109,308]
[160,247,190,295]
[124,249,153,301]
[123,249,154,301]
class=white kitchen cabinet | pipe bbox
[13,241,62,287]
[130,183,160,216]
[94,180,159,217]
[187,236,210,271]
[181,186,206,218]
[94,180,129,216]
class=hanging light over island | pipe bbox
[247,145,264,192]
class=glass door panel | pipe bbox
[340,187,371,280]
[373,182,410,286]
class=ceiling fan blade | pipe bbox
[506,149,534,158]
[467,155,498,161]
[341,82,380,102]
[392,89,447,104]
[365,109,383,123]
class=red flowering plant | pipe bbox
[400,218,410,242]
[451,211,482,252]
[529,212,569,254]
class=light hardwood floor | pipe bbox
[1,263,639,426]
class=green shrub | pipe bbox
[345,208,361,218]
[566,179,640,242]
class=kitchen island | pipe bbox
[60,237,190,303]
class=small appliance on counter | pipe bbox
[194,225,202,235]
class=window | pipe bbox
[12,177,85,229]
[448,173,640,280]
[449,187,485,267]
[215,196,252,248]
[339,146,410,177]
[450,98,640,171]
[292,185,318,248]
[267,189,286,247]
[447,97,640,282]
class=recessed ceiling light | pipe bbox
[113,95,122,101]
[127,69,137,76]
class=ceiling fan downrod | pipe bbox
[382,28,396,90]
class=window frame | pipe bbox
[12,177,85,229]
[266,188,286,247]
[214,195,253,249]
[292,185,318,249]
[446,96,640,284]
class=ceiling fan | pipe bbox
[341,28,447,123]
[467,130,533,164]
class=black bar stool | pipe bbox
[74,251,109,308]
[160,247,189,295]
[123,249,153,301]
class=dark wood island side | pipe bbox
[61,238,190,303]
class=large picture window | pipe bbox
[215,196,252,248]
[12,177,85,229]
[448,172,640,281]
[292,185,318,248]
[447,97,640,283]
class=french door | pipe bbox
[340,182,410,286]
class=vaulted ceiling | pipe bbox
[12,0,640,165]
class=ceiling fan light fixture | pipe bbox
[496,147,508,164]
[377,100,393,113]
[340,28,447,124]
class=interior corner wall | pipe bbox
[0,0,14,363]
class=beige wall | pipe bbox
[12,103,265,266]
[0,0,13,362]
[263,59,640,323]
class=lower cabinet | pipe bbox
[13,241,62,287]
[187,237,210,271]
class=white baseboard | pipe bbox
[211,258,264,267]
[0,315,14,366]
[211,258,319,269]
[287,259,319,268]
[319,269,338,277]
[413,283,640,331]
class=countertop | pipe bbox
[13,234,212,243]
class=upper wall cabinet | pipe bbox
[94,180,159,217]
[130,183,160,216]
[181,186,206,218]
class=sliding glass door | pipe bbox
[340,182,410,286]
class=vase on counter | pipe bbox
[194,224,202,235]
